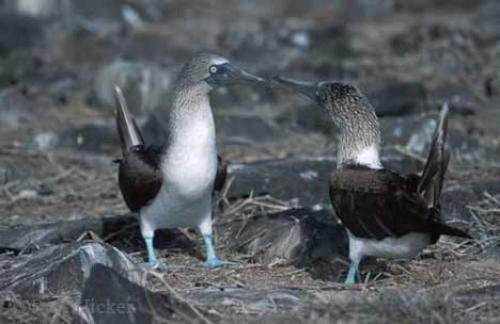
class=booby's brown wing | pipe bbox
[118,145,163,212]
[329,167,431,240]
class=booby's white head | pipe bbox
[174,53,266,93]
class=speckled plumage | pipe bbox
[318,83,381,168]
[274,76,471,284]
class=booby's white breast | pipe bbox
[140,99,218,234]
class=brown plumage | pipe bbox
[274,76,472,284]
[329,166,471,244]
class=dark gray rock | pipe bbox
[367,80,427,117]
[142,112,287,148]
[0,162,21,186]
[274,103,337,136]
[0,246,202,323]
[0,215,134,252]
[0,14,43,58]
[226,158,334,207]
[379,115,438,153]
[34,122,119,152]
[0,214,195,256]
[0,242,143,298]
[215,115,286,146]
[379,114,498,166]
[79,264,202,324]
[90,60,171,117]
[220,208,348,281]
[0,89,34,129]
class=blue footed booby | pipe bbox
[114,53,265,269]
[274,76,472,284]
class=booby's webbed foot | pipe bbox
[139,261,170,271]
[201,234,236,269]
[344,259,360,285]
[202,258,238,269]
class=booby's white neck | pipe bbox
[168,82,216,147]
[337,131,382,170]
[352,145,382,169]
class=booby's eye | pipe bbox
[209,65,218,74]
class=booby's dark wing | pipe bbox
[329,166,470,241]
[118,146,163,212]
[417,104,450,208]
[114,85,163,212]
[330,167,430,240]
[214,155,228,192]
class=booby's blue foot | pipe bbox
[139,261,170,271]
[201,234,236,268]
[344,259,360,285]
[202,257,237,268]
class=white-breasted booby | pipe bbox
[274,76,472,284]
[114,53,265,269]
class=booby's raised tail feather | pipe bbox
[114,85,144,156]
[418,103,450,208]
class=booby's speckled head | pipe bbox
[273,76,377,126]
[176,53,265,91]
[274,76,381,168]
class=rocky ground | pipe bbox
[0,0,499,323]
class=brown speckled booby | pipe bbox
[274,76,471,284]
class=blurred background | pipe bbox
[0,0,499,226]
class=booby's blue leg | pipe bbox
[201,234,236,268]
[139,235,169,270]
[144,236,157,266]
[344,259,360,285]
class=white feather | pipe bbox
[139,100,217,237]
[354,144,382,169]
[348,231,431,261]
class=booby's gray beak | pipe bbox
[273,76,319,103]
[208,63,267,87]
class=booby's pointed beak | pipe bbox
[208,63,267,87]
[273,76,319,103]
[225,63,267,85]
